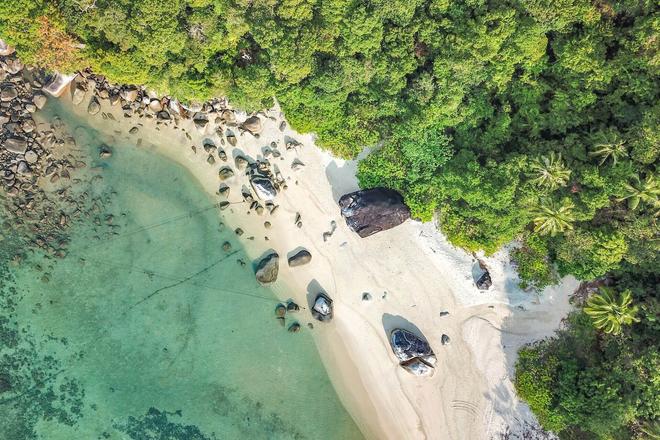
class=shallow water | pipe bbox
[0,101,362,439]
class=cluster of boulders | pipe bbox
[274,300,301,332]
[1,45,119,261]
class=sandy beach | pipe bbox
[50,81,579,440]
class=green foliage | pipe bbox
[584,287,639,335]
[0,0,656,275]
[1,0,658,436]
[555,228,628,280]
[511,235,557,290]
[531,198,575,236]
[528,152,572,191]
[515,271,660,439]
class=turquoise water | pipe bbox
[0,101,362,439]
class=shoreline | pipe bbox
[45,77,577,439]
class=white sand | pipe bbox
[55,86,579,440]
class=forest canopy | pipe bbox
[0,1,658,437]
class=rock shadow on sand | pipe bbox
[381,313,427,341]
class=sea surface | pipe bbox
[0,101,363,439]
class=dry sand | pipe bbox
[53,86,579,440]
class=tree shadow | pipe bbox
[324,160,360,203]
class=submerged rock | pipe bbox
[389,328,437,376]
[87,96,101,115]
[338,188,411,238]
[275,303,287,318]
[311,293,333,322]
[287,249,312,267]
[255,252,279,284]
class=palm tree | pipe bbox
[584,287,639,335]
[589,133,628,166]
[617,173,659,211]
[531,199,575,236]
[528,152,571,190]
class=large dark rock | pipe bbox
[338,188,411,238]
[255,252,279,284]
[475,260,492,290]
[389,328,437,376]
[311,293,333,322]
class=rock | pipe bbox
[222,241,232,252]
[99,145,112,158]
[235,228,244,236]
[226,132,237,147]
[3,58,22,74]
[21,119,36,133]
[218,184,230,198]
[288,322,301,333]
[32,93,47,109]
[338,188,411,238]
[129,126,139,134]
[218,166,234,180]
[0,86,17,102]
[157,110,171,120]
[255,252,279,284]
[221,109,236,124]
[275,303,287,318]
[0,39,15,56]
[311,293,333,322]
[264,221,271,229]
[4,137,28,154]
[72,84,86,105]
[87,97,101,115]
[234,155,248,170]
[207,155,216,165]
[120,87,139,102]
[218,149,227,161]
[475,261,492,290]
[16,161,30,175]
[476,271,492,290]
[148,99,163,112]
[43,73,74,97]
[362,292,372,301]
[400,358,435,376]
[242,116,262,134]
[439,311,450,317]
[389,328,437,376]
[250,176,277,200]
[24,150,38,164]
[441,334,451,345]
[287,249,312,267]
[193,113,208,131]
[279,121,286,132]
[287,301,300,312]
